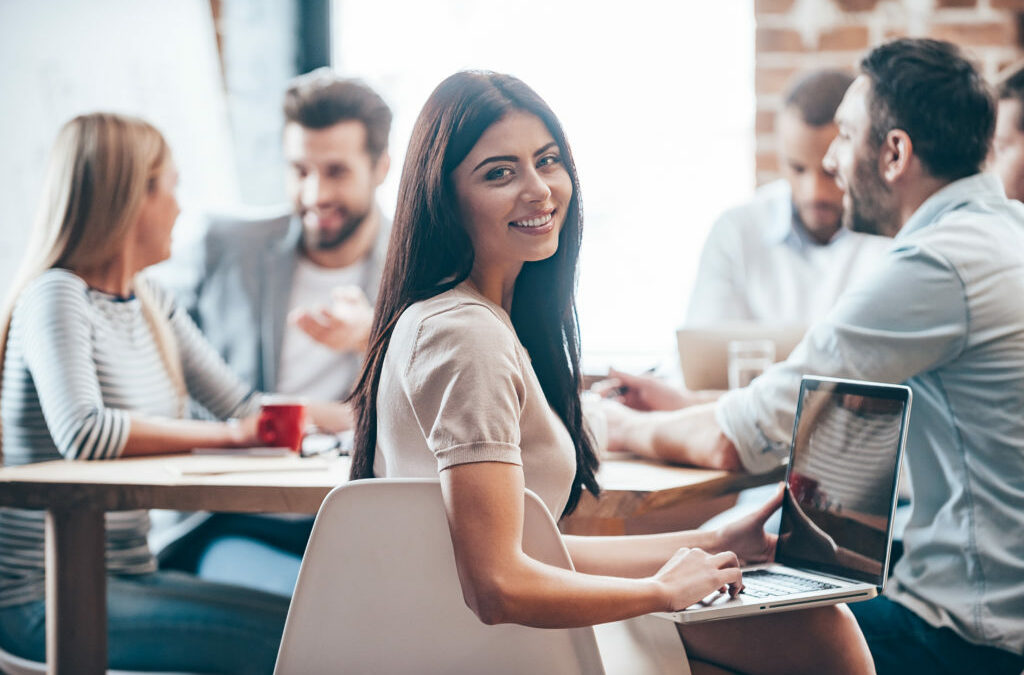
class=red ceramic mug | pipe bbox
[257,399,308,453]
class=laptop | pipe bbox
[676,324,806,390]
[663,375,912,624]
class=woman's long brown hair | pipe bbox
[347,72,599,516]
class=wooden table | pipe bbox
[567,457,785,535]
[0,452,782,674]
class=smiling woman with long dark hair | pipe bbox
[348,71,874,674]
[348,71,598,515]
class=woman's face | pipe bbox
[452,110,572,282]
[133,157,180,268]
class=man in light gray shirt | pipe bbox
[606,38,1024,674]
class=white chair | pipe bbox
[0,645,196,675]
[274,478,689,675]
[0,646,52,675]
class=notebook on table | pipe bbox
[662,375,912,624]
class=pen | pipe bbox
[607,365,658,398]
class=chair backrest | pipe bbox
[0,645,47,675]
[274,478,605,675]
[0,644,197,675]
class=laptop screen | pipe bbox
[776,377,912,586]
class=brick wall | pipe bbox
[754,0,1024,184]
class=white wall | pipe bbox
[0,0,236,299]
[218,0,300,206]
[333,0,756,370]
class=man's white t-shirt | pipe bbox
[276,256,368,400]
[685,180,891,326]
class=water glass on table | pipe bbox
[727,339,775,389]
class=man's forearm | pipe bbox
[620,403,743,470]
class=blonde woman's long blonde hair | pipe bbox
[0,113,186,456]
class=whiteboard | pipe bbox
[0,0,237,297]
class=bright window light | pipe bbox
[332,0,755,372]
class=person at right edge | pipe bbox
[603,38,1024,675]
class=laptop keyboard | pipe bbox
[740,569,840,599]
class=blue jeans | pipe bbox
[851,595,1024,675]
[161,513,310,597]
[0,570,289,674]
[196,535,304,597]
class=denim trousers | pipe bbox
[851,595,1024,675]
[160,513,311,597]
[0,570,289,674]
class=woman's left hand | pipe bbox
[714,484,784,565]
[227,414,262,447]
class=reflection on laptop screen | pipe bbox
[776,378,909,585]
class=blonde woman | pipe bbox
[0,113,292,673]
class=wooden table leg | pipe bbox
[45,508,106,675]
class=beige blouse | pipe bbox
[374,282,577,517]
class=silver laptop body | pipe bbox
[665,375,912,624]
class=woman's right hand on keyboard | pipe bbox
[652,547,744,611]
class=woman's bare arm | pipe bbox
[120,414,258,456]
[564,530,718,578]
[440,461,742,628]
[565,484,783,577]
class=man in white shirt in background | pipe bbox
[608,70,889,412]
[992,61,1024,202]
[686,69,889,326]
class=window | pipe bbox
[333,0,755,371]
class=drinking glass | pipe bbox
[727,339,775,389]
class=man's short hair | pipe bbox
[860,38,995,182]
[996,60,1024,131]
[783,70,855,127]
[284,68,392,161]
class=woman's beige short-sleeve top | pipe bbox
[373,282,577,517]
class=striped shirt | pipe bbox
[0,269,258,607]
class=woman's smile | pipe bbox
[509,208,557,234]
